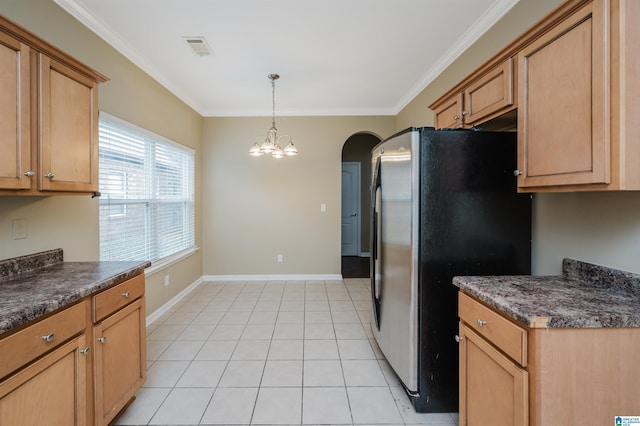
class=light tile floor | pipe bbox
[115,278,458,425]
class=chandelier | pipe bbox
[249,74,298,158]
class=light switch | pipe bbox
[320,203,327,212]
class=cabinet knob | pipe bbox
[97,336,106,343]
[455,335,464,343]
[453,115,460,120]
[24,171,35,177]
[45,172,54,179]
[42,333,55,342]
[122,291,131,298]
[477,319,487,327]
[462,111,469,116]
[80,347,90,355]
[513,170,523,176]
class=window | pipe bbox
[98,112,195,264]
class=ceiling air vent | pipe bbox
[183,37,213,56]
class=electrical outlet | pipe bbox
[164,275,170,287]
[277,254,283,263]
[12,218,27,240]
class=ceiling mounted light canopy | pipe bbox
[249,74,298,158]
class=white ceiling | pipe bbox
[53,0,519,117]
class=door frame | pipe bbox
[341,161,361,256]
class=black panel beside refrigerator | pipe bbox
[370,127,531,413]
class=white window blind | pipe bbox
[98,112,195,263]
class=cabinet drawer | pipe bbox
[93,274,144,323]
[458,292,527,366]
[0,300,87,379]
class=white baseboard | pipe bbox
[146,276,204,327]
[203,274,343,282]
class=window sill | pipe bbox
[145,246,200,276]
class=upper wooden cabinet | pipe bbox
[0,32,30,189]
[517,2,605,188]
[517,0,640,191]
[40,56,99,192]
[0,14,107,195]
[433,93,464,129]
[431,0,640,192]
[432,58,516,129]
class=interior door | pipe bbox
[341,162,361,256]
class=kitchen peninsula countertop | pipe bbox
[453,258,640,329]
[0,249,150,335]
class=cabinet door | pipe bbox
[433,93,463,129]
[0,32,31,189]
[39,55,98,192]
[459,323,528,426]
[517,0,608,188]
[463,58,514,125]
[0,335,88,426]
[94,297,146,426]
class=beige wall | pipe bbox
[0,0,203,314]
[532,192,640,274]
[202,116,394,276]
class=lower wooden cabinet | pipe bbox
[0,273,146,426]
[459,323,528,426]
[459,291,640,425]
[458,291,528,426]
[0,335,89,426]
[93,297,146,426]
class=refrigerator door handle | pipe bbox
[371,156,382,329]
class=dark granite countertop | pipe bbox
[453,259,640,329]
[0,249,150,335]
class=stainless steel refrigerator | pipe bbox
[370,127,531,412]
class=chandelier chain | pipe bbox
[272,77,276,129]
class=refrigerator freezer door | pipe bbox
[370,129,419,393]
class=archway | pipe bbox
[341,132,382,278]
